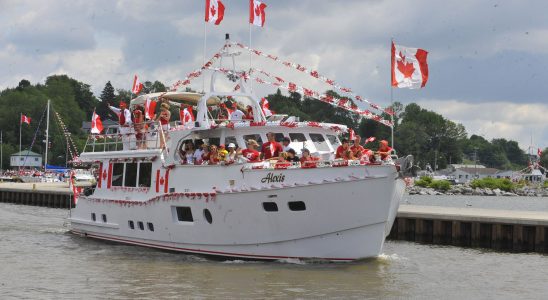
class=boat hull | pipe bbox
[70,168,403,261]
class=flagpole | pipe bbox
[249,22,253,91]
[390,38,395,150]
[19,113,22,165]
[203,17,207,93]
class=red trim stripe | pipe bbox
[107,163,113,189]
[155,169,161,193]
[164,168,170,193]
[70,230,355,261]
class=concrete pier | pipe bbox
[389,205,548,253]
[0,182,73,208]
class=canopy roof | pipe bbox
[130,92,221,107]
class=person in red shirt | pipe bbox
[241,139,261,162]
[335,139,354,160]
[377,140,393,160]
[261,132,283,160]
[350,135,365,160]
[300,148,319,168]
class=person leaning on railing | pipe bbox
[155,103,171,148]
[133,105,146,149]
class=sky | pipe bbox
[0,0,546,151]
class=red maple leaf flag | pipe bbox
[539,148,543,157]
[349,129,355,141]
[391,41,429,89]
[261,98,273,117]
[21,114,31,125]
[145,97,157,120]
[90,110,104,134]
[205,0,225,25]
[180,105,195,126]
[249,0,267,27]
[131,74,143,94]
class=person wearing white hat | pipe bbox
[225,143,237,162]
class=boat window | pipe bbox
[124,163,138,187]
[326,134,340,148]
[102,214,107,223]
[128,220,135,229]
[203,209,213,224]
[310,134,330,151]
[288,201,306,211]
[138,163,152,187]
[147,222,154,231]
[274,133,285,142]
[262,202,278,212]
[243,134,263,148]
[111,163,124,186]
[176,207,194,222]
[206,137,221,147]
[224,136,237,148]
[91,213,96,222]
[138,221,144,230]
[289,133,306,142]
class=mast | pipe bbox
[44,99,50,171]
[19,113,22,170]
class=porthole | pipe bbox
[288,201,306,211]
[138,221,144,230]
[128,220,135,229]
[147,222,154,231]
[203,209,213,224]
[102,214,107,223]
[263,202,278,212]
[91,213,96,222]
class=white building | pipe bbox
[451,167,499,183]
[10,150,42,168]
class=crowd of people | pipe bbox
[176,132,393,167]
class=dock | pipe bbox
[0,182,73,208]
[389,205,548,253]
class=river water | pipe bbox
[1,199,547,299]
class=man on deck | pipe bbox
[261,132,283,160]
[109,101,134,150]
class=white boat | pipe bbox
[69,38,409,261]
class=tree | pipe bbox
[17,79,31,91]
[98,81,116,119]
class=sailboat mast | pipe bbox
[44,99,50,171]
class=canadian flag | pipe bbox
[145,97,157,120]
[132,75,144,94]
[391,42,429,89]
[205,0,225,25]
[364,136,376,144]
[349,129,355,141]
[180,105,195,125]
[21,114,31,125]
[249,0,267,27]
[261,98,273,117]
[90,110,104,134]
[539,148,543,157]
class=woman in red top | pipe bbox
[133,106,145,149]
[208,145,221,165]
[241,139,261,162]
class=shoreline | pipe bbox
[407,184,548,197]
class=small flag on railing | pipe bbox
[91,110,104,134]
[349,129,355,140]
[364,136,376,144]
[21,114,31,125]
[145,97,157,120]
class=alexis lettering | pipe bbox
[261,172,285,183]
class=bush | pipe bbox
[543,181,548,189]
[470,177,515,192]
[429,180,451,192]
[415,176,433,187]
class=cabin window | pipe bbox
[274,133,285,142]
[288,201,306,211]
[101,214,107,223]
[203,209,213,224]
[310,134,330,151]
[225,136,238,148]
[91,213,96,221]
[206,137,221,147]
[138,221,144,230]
[111,163,124,186]
[262,202,278,212]
[289,133,306,142]
[326,135,340,148]
[138,163,152,187]
[147,222,154,231]
[243,134,262,148]
[124,163,138,187]
[128,220,135,229]
[176,207,194,222]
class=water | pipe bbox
[1,201,547,299]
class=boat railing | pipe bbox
[83,121,164,153]
[241,159,383,171]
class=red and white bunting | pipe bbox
[230,42,394,116]
[391,41,429,89]
[132,75,144,94]
[205,0,225,25]
[249,0,267,27]
[90,110,104,134]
